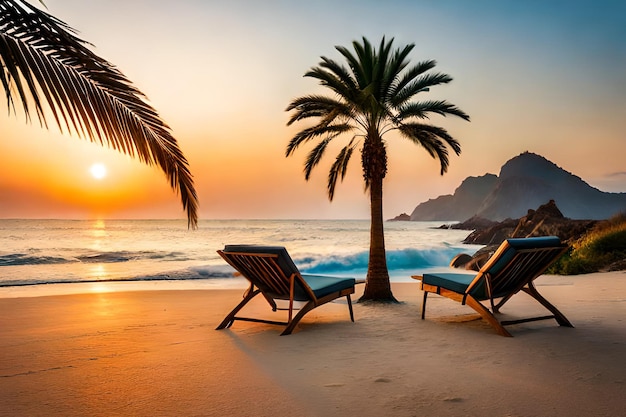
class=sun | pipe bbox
[89,163,107,180]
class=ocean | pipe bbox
[0,219,482,296]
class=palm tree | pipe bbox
[285,36,470,301]
[0,0,198,228]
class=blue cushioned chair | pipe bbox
[217,245,357,335]
[412,237,573,336]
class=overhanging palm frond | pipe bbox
[0,0,198,228]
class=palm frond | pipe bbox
[388,59,436,102]
[327,141,355,200]
[336,40,370,88]
[398,100,470,121]
[371,37,390,94]
[286,94,350,126]
[304,136,333,180]
[398,122,462,174]
[285,123,352,156]
[317,57,358,97]
[392,72,453,107]
[304,63,354,102]
[0,0,198,228]
[381,42,414,102]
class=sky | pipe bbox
[1,0,625,220]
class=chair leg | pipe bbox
[464,295,513,337]
[346,295,354,322]
[216,287,261,330]
[281,294,355,335]
[421,291,428,319]
[280,301,316,335]
[261,293,278,311]
[522,282,574,327]
[493,292,515,313]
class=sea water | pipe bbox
[0,219,482,296]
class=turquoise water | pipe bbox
[0,219,481,292]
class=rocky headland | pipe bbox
[407,152,626,222]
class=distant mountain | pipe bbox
[409,152,626,221]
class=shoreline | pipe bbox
[0,269,433,299]
[0,277,250,299]
[1,272,624,416]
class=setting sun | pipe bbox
[89,163,107,180]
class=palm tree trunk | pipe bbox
[359,174,397,302]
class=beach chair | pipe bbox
[216,245,356,335]
[412,236,573,336]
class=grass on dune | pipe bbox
[550,212,626,275]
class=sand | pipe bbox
[1,272,624,417]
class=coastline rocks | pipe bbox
[451,200,598,270]
[388,213,411,221]
[443,216,497,232]
[463,200,597,246]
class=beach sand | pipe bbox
[1,272,624,417]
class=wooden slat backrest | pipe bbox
[488,246,566,297]
[468,245,567,298]
[219,251,292,296]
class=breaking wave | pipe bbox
[0,250,192,267]
[295,247,465,276]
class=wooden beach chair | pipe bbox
[216,245,356,335]
[412,236,573,337]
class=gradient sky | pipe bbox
[1,0,625,220]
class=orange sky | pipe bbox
[1,1,625,220]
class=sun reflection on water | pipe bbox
[89,264,108,281]
[91,219,107,238]
[89,219,108,252]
